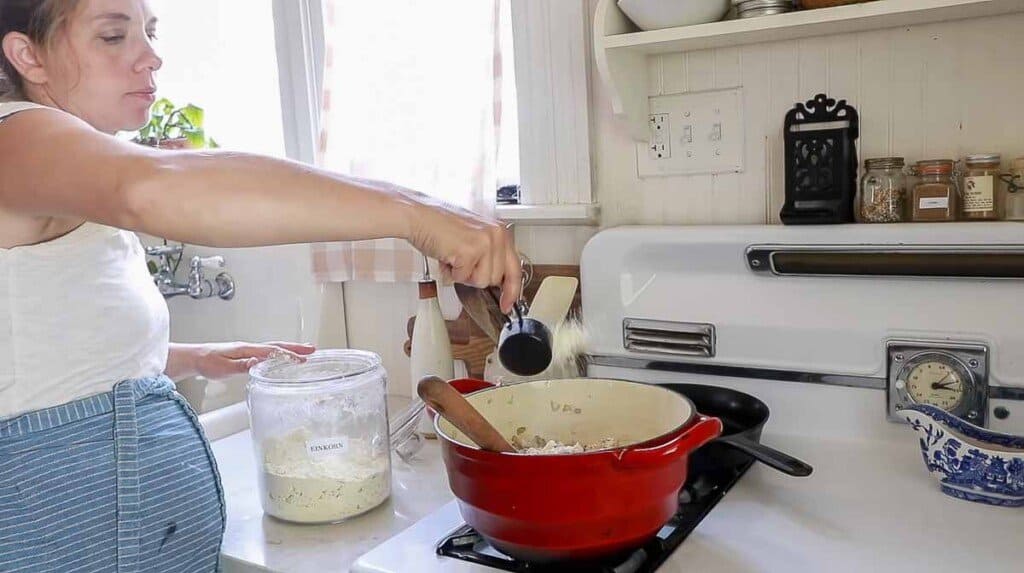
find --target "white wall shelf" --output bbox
[496,203,601,226]
[594,0,1024,141]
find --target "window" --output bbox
[151,0,594,221]
[312,0,508,216]
[502,0,595,221]
[274,0,595,223]
[150,0,286,158]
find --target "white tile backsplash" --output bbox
[162,243,324,345]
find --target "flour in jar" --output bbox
[259,428,390,523]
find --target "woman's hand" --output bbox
[166,342,316,381]
[406,199,522,313]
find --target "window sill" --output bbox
[496,204,600,226]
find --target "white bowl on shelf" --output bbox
[617,0,731,31]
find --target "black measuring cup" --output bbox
[487,288,552,377]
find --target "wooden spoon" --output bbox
[416,376,516,453]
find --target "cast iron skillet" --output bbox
[664,383,813,477]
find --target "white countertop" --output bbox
[210,430,455,573]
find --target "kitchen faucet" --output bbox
[145,243,236,300]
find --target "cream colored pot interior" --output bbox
[436,378,695,451]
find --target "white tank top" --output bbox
[0,101,170,418]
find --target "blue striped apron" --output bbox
[0,376,225,572]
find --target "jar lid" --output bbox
[965,153,1001,165]
[735,0,793,6]
[865,157,904,169]
[916,159,954,175]
[249,348,382,386]
[736,0,794,15]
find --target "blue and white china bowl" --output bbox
[899,404,1024,507]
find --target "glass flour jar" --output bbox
[247,349,391,524]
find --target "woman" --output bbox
[0,0,521,571]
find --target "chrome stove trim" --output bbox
[587,354,886,390]
[587,355,1024,400]
[745,244,1024,280]
[992,387,1024,401]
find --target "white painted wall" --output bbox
[342,282,419,396]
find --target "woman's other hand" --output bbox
[188,342,316,380]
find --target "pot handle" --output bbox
[616,415,723,470]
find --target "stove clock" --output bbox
[887,341,989,427]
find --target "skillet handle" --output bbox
[617,415,723,470]
[719,434,813,477]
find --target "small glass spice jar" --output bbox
[911,160,958,222]
[1003,157,1024,221]
[857,157,907,223]
[960,153,1003,221]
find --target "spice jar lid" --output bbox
[965,153,1001,166]
[736,0,794,16]
[865,157,904,169]
[915,159,954,175]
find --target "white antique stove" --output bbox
[352,224,1024,573]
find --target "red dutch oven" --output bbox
[434,378,722,564]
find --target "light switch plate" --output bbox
[636,88,744,177]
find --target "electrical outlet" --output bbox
[637,88,744,177]
[648,113,670,160]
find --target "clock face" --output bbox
[905,359,967,411]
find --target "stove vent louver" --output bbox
[623,319,716,358]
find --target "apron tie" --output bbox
[113,379,142,573]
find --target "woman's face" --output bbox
[38,0,161,134]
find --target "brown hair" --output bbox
[0,0,80,99]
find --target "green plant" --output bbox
[133,98,219,149]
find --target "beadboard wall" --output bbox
[595,9,1024,227]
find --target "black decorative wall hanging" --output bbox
[781,93,859,225]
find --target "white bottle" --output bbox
[409,265,453,437]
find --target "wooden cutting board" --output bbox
[404,265,581,380]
